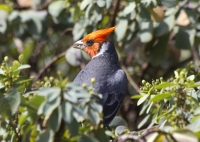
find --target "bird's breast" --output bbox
[73,57,119,92]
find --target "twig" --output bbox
[36,51,66,79]
[114,129,177,142]
[113,134,143,142]
[121,63,140,92]
[9,121,21,141]
[109,0,121,27]
[36,28,73,79]
[140,129,177,142]
[54,120,65,141]
[55,28,73,47]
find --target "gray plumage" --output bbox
[74,40,127,126]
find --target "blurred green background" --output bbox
[0,0,199,130]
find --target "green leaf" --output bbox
[38,88,61,102]
[154,15,175,37]
[19,10,31,22]
[78,135,98,142]
[80,0,91,10]
[186,118,200,132]
[153,133,165,142]
[155,82,175,89]
[187,75,195,81]
[88,108,100,125]
[93,127,109,142]
[138,114,150,129]
[160,0,178,8]
[0,10,7,34]
[115,18,128,41]
[131,94,143,99]
[96,0,106,7]
[36,129,54,142]
[175,27,196,49]
[30,126,37,142]
[149,33,169,66]
[8,10,20,22]
[66,83,90,99]
[0,69,4,74]
[138,6,151,22]
[73,106,87,119]
[194,107,200,115]
[172,129,198,142]
[165,7,178,16]
[65,47,82,66]
[32,0,49,8]
[0,83,4,89]
[73,22,86,41]
[18,114,28,127]
[48,106,62,132]
[85,3,93,19]
[109,116,127,129]
[139,101,149,115]
[0,4,9,12]
[14,64,31,71]
[115,126,127,136]
[185,9,197,25]
[67,117,79,137]
[0,95,12,118]
[146,102,153,113]
[29,95,45,108]
[20,10,47,40]
[137,94,149,106]
[66,82,84,90]
[6,89,21,115]
[90,101,102,113]
[62,101,73,123]
[11,60,21,73]
[37,97,61,115]
[63,91,77,103]
[48,1,65,18]
[22,39,34,64]
[123,2,136,16]
[150,93,171,102]
[106,0,112,9]
[139,21,153,43]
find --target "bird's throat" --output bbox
[83,43,101,58]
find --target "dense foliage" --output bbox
[0,0,200,141]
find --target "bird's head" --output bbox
[73,26,116,58]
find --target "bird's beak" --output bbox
[73,40,86,50]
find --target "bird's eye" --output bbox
[86,40,94,46]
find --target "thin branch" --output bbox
[55,28,73,47]
[109,0,121,27]
[121,63,140,93]
[113,134,143,142]
[54,120,65,142]
[36,51,66,79]
[36,28,73,79]
[114,129,178,142]
[9,121,21,141]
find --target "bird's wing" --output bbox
[103,69,127,126]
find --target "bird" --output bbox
[73,26,127,127]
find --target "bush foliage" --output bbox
[0,0,200,141]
